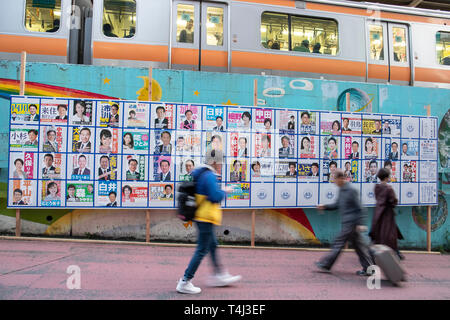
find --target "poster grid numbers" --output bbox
[7,96,439,209]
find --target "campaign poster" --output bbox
[177,104,200,130]
[10,152,36,180]
[40,153,64,180]
[40,126,66,153]
[71,127,93,153]
[400,140,419,160]
[10,126,39,151]
[123,154,147,181]
[228,108,251,131]
[39,99,69,123]
[254,133,272,158]
[299,111,317,135]
[176,157,196,182]
[98,101,121,127]
[9,180,36,206]
[299,136,318,159]
[383,138,401,161]
[229,132,250,158]
[250,159,274,181]
[298,160,319,180]
[69,99,94,126]
[401,161,417,183]
[420,184,437,204]
[175,131,201,155]
[420,118,437,139]
[10,97,40,123]
[362,136,380,159]
[321,160,340,183]
[226,183,250,201]
[122,130,149,154]
[95,154,120,181]
[121,182,148,207]
[152,129,174,155]
[277,133,296,159]
[420,140,437,160]
[152,103,174,129]
[96,181,120,207]
[383,159,400,183]
[277,110,297,133]
[40,180,63,207]
[275,161,297,181]
[65,182,94,206]
[149,183,174,206]
[381,116,401,136]
[68,153,93,180]
[204,105,225,131]
[362,116,382,135]
[342,160,359,182]
[341,114,362,135]
[152,155,173,182]
[320,113,341,135]
[228,159,248,182]
[419,161,437,182]
[96,128,120,154]
[401,117,420,139]
[205,132,225,164]
[343,136,361,160]
[125,102,149,128]
[253,108,273,132]
[322,136,339,160]
[363,159,380,183]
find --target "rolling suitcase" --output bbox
[370,244,406,285]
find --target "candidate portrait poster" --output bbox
[10,152,37,180]
[299,111,317,135]
[122,130,149,154]
[69,99,94,126]
[10,97,40,123]
[204,105,225,131]
[40,125,66,153]
[341,114,362,135]
[253,108,273,132]
[152,103,174,129]
[39,99,69,124]
[121,182,148,207]
[10,126,39,151]
[9,179,36,206]
[177,104,200,130]
[65,182,94,207]
[96,181,120,207]
[125,102,149,128]
[98,101,121,127]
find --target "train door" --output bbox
[171,1,228,72]
[367,21,411,85]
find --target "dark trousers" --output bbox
[319,223,373,271]
[183,221,222,280]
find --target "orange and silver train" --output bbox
[0,0,449,88]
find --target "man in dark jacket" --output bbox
[315,169,373,275]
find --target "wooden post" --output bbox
[16,209,21,237]
[251,210,255,247]
[145,210,150,243]
[253,79,258,106]
[148,67,153,101]
[425,105,431,252]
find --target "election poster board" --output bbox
[7,96,439,208]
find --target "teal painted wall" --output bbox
[0,60,448,250]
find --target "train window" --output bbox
[24,0,61,33]
[177,4,195,43]
[369,25,384,61]
[436,31,450,66]
[392,27,407,63]
[291,16,338,55]
[261,12,289,51]
[102,0,136,39]
[206,7,224,46]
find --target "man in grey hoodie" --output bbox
[315,169,373,275]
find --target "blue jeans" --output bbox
[183,221,222,280]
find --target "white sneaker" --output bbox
[176,278,202,294]
[207,272,242,287]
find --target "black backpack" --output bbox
[176,167,209,222]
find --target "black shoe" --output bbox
[397,252,405,260]
[356,270,370,276]
[315,262,330,273]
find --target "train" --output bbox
[0,0,449,88]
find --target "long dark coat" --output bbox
[369,183,404,251]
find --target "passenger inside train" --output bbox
[179,19,194,43]
[46,19,60,33]
[103,23,118,38]
[294,40,311,52]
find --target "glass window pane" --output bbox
[206,7,223,46]
[291,16,338,55]
[102,0,136,39]
[261,12,289,51]
[177,4,194,43]
[25,0,61,33]
[436,31,450,66]
[369,24,384,61]
[392,27,407,63]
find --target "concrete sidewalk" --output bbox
[0,237,449,300]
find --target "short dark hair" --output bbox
[100,129,112,139]
[216,116,223,121]
[14,158,24,166]
[129,110,136,115]
[160,160,170,167]
[251,161,260,170]
[185,110,193,115]
[242,111,251,120]
[80,127,91,135]
[377,168,390,181]
[68,184,76,190]
[78,155,87,160]
[44,153,54,160]
[156,106,165,113]
[161,131,171,139]
[100,155,109,161]
[109,191,117,197]
[392,142,398,147]
[329,161,337,168]
[312,162,319,168]
[352,141,359,146]
[57,104,67,110]
[28,129,38,135]
[164,184,173,190]
[46,129,56,136]
[301,112,309,118]
[29,104,37,110]
[13,188,23,195]
[128,159,138,165]
[370,160,378,167]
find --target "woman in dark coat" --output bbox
[369,168,405,260]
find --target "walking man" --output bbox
[315,169,373,275]
[176,150,242,294]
